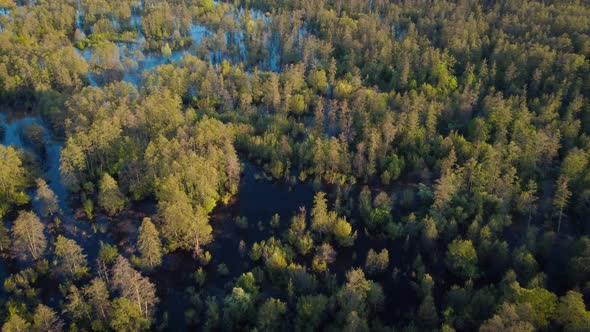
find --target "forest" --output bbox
[1,0,590,330]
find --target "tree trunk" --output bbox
[557,208,563,234]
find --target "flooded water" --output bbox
[0,110,69,213]
[72,0,285,88]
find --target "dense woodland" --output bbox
[1,0,590,330]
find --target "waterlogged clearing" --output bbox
[75,1,281,88]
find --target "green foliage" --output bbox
[270,213,280,229]
[111,297,150,332]
[480,303,534,332]
[257,298,287,331]
[333,216,356,247]
[195,267,207,287]
[98,241,118,266]
[446,239,479,279]
[11,211,46,262]
[217,263,229,276]
[2,312,30,332]
[34,178,58,217]
[161,43,172,57]
[2,0,590,330]
[237,272,259,296]
[514,284,558,329]
[311,192,332,236]
[32,304,64,332]
[223,287,254,330]
[554,291,590,331]
[0,220,10,253]
[83,198,94,220]
[137,217,163,270]
[98,173,126,216]
[0,146,30,218]
[295,294,328,331]
[365,248,389,275]
[54,235,88,280]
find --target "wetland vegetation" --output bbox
[1,0,590,330]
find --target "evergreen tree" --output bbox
[137,217,163,270]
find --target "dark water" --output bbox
[150,164,316,330]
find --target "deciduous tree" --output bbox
[11,211,46,262]
[54,235,88,279]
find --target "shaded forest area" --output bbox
[1,0,590,330]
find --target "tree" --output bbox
[343,310,369,332]
[98,173,126,216]
[446,239,479,279]
[11,211,47,262]
[60,138,86,189]
[34,178,58,217]
[553,176,571,233]
[84,278,112,329]
[0,145,29,218]
[554,291,590,331]
[333,216,356,247]
[311,192,332,236]
[54,235,88,279]
[257,298,287,331]
[32,304,64,332]
[111,256,158,321]
[64,285,91,323]
[433,149,459,211]
[514,285,557,329]
[417,294,439,330]
[234,272,257,295]
[421,216,438,249]
[223,287,254,330]
[1,312,30,332]
[160,186,212,254]
[516,180,538,229]
[161,43,172,57]
[295,295,328,332]
[338,268,373,316]
[137,217,162,270]
[312,243,336,273]
[365,248,389,275]
[286,207,313,255]
[480,303,534,332]
[0,220,10,252]
[97,241,118,283]
[205,296,219,331]
[111,297,150,332]
[0,0,15,9]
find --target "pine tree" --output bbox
[311,192,332,236]
[554,176,571,234]
[98,173,126,216]
[137,217,162,270]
